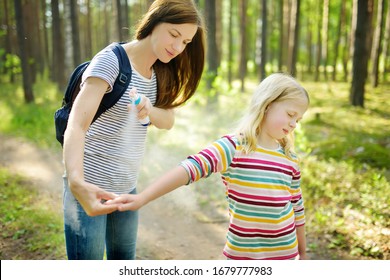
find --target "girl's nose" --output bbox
[289,120,297,128]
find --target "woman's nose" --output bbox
[173,41,184,53]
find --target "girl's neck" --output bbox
[256,133,279,150]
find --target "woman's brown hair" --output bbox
[135,0,206,109]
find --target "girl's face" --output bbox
[150,22,197,63]
[259,97,308,148]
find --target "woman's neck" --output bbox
[124,40,157,78]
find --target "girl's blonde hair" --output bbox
[235,73,309,158]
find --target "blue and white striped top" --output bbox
[80,43,157,194]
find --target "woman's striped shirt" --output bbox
[80,43,157,194]
[180,134,305,260]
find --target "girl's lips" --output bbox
[283,129,289,135]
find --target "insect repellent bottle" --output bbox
[129,88,150,126]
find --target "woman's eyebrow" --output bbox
[171,28,193,43]
[171,28,181,36]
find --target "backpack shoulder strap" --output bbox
[93,43,132,122]
[63,61,90,106]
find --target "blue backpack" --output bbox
[54,43,132,146]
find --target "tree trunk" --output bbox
[116,0,129,41]
[70,0,81,67]
[342,9,351,82]
[350,0,371,107]
[3,0,15,81]
[205,0,218,91]
[287,0,300,77]
[23,1,38,84]
[239,0,248,92]
[63,1,73,78]
[332,0,346,81]
[306,7,313,75]
[382,1,390,81]
[349,0,358,80]
[315,0,323,81]
[227,0,233,88]
[14,0,34,103]
[278,0,284,71]
[41,0,50,73]
[370,0,385,87]
[85,0,93,59]
[283,0,291,72]
[260,0,267,80]
[321,0,329,80]
[51,0,66,89]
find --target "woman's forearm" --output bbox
[149,107,175,130]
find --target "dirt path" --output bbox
[0,135,228,260]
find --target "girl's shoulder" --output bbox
[220,134,240,148]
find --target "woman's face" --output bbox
[150,22,197,63]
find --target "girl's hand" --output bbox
[105,193,146,211]
[298,253,309,260]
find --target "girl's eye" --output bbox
[170,32,178,38]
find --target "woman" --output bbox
[62,0,206,260]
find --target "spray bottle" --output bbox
[129,88,151,126]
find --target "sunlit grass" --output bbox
[0,168,66,259]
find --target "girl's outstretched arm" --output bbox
[108,165,189,211]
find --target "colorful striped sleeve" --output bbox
[290,167,305,226]
[180,135,237,184]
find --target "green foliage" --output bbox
[299,81,390,259]
[0,78,62,149]
[0,168,66,259]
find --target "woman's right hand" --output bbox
[69,181,120,216]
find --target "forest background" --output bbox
[0,0,389,260]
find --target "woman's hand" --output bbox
[127,88,152,121]
[69,180,120,216]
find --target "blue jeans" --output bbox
[63,177,138,260]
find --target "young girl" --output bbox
[109,73,310,260]
[62,0,206,260]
